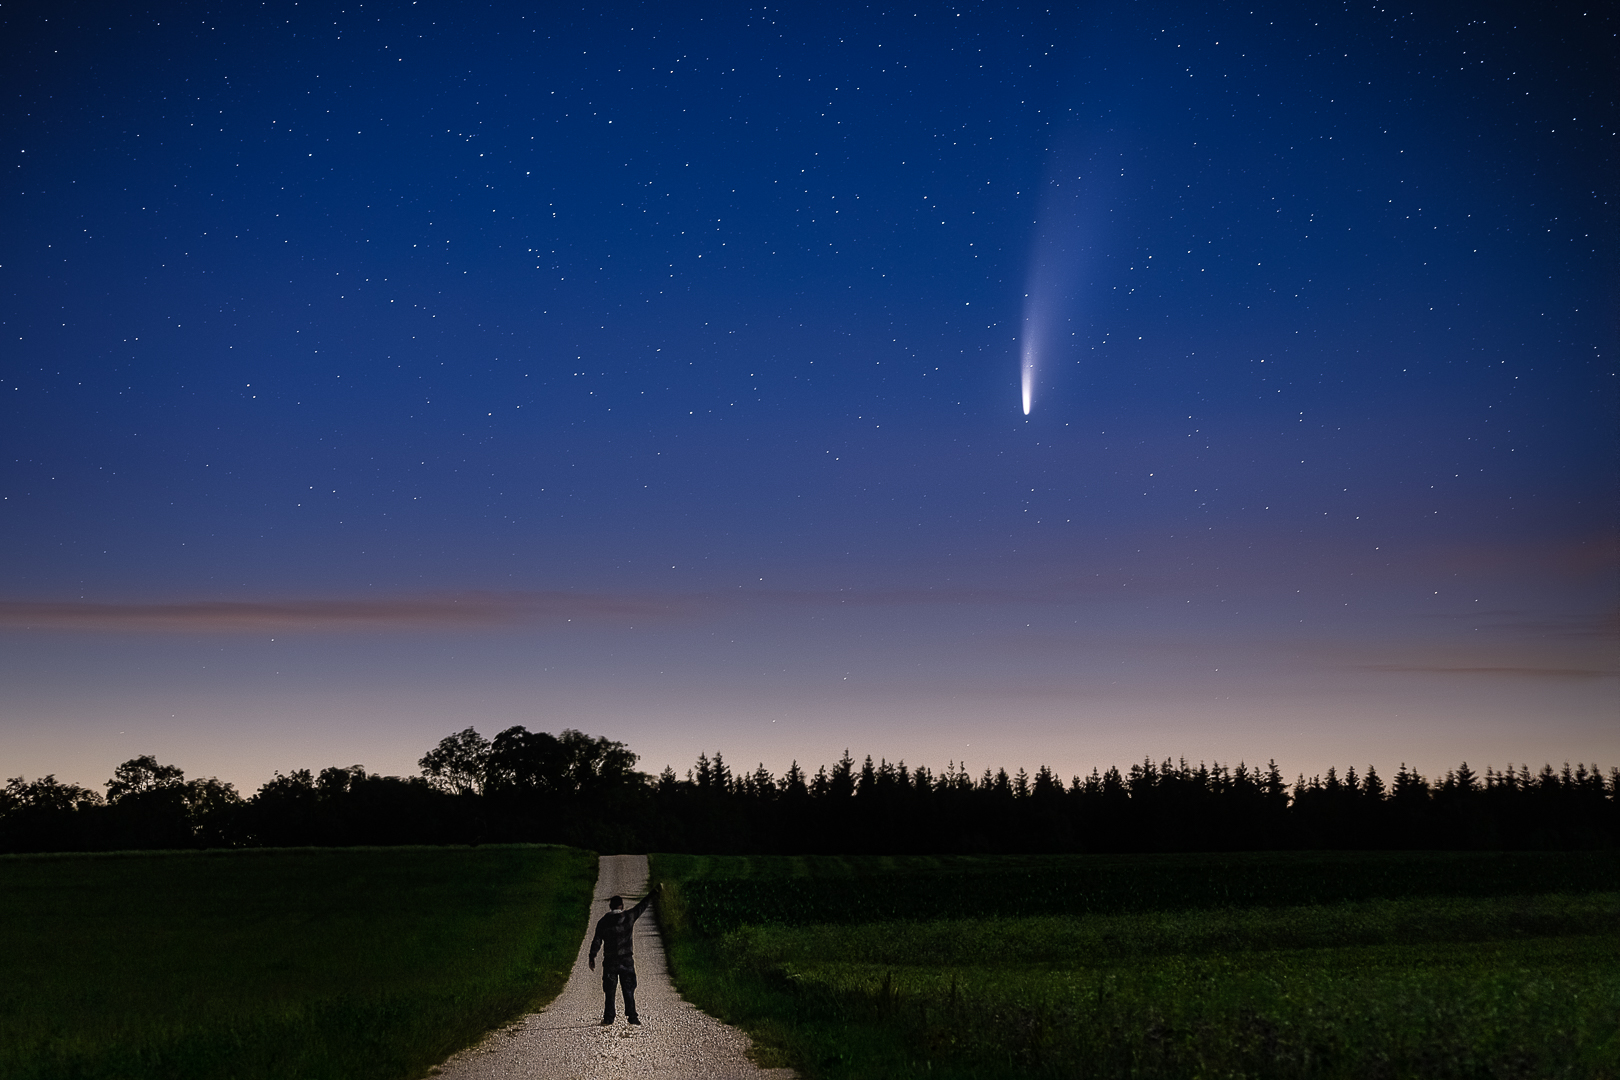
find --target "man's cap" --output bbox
[608,895,624,908]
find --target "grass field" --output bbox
[0,844,597,1080]
[651,851,1620,1079]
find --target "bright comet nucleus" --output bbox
[1019,292,1047,415]
[1021,345,1035,415]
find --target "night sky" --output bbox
[3,1,1615,793]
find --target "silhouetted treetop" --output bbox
[2,736,1615,855]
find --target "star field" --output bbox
[1,0,1614,789]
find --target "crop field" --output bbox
[0,845,597,1080]
[651,851,1620,1079]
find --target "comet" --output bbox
[1018,216,1072,417]
[1020,317,1038,415]
[1017,157,1107,415]
[1020,256,1069,415]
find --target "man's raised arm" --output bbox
[628,883,660,919]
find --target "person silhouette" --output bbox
[587,885,659,1025]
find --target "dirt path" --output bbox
[432,854,794,1080]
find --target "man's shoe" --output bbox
[627,1016,641,1026]
[600,1019,614,1026]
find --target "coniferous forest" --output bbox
[3,725,1616,854]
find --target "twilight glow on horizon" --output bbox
[1,1,1615,796]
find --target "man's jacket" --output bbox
[589,893,655,974]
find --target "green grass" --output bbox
[659,850,1620,932]
[0,844,597,1080]
[651,852,1620,1079]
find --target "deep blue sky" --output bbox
[2,1,1615,791]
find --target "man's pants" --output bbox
[602,969,638,1022]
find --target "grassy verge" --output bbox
[0,844,597,1080]
[651,852,1620,1079]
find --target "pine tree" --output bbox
[1363,764,1385,801]
[1034,765,1059,797]
[751,763,776,798]
[857,755,877,794]
[782,760,807,796]
[1453,761,1478,794]
[830,751,855,798]
[1264,760,1287,803]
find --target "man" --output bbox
[587,884,659,1025]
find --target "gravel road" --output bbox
[432,854,795,1080]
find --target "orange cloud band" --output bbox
[1359,664,1617,679]
[0,593,679,633]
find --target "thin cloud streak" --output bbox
[0,593,682,633]
[1358,664,1618,679]
[0,580,1266,635]
[4,581,1614,643]
[1419,609,1620,640]
[0,586,1065,633]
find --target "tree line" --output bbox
[3,725,1616,854]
